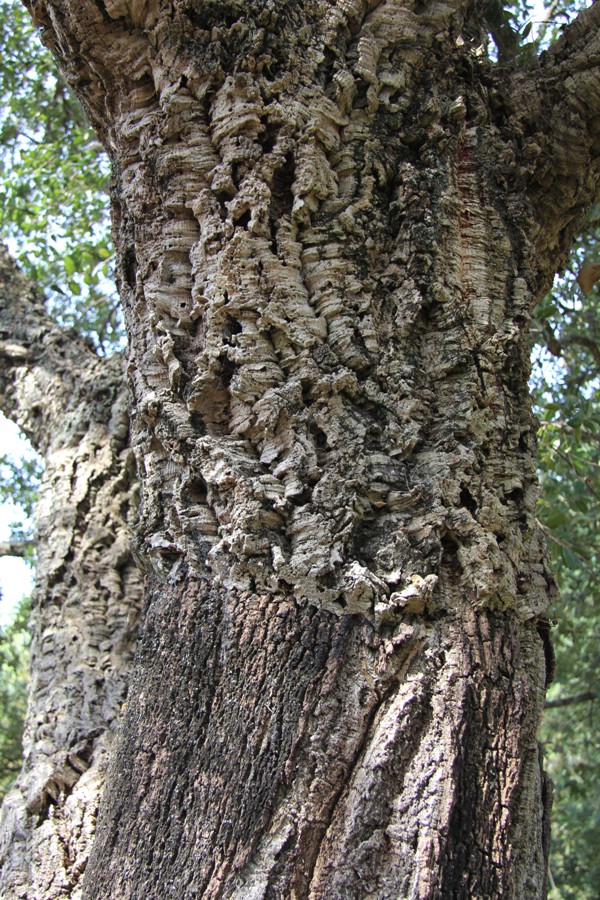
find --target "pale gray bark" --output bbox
[0,249,142,898]
[8,0,600,897]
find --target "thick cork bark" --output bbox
[3,0,600,896]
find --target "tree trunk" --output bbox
[12,0,600,896]
[0,250,142,898]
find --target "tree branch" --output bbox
[538,419,600,446]
[0,540,34,559]
[0,246,104,453]
[542,321,600,369]
[546,690,596,709]
[536,518,589,559]
[507,2,600,280]
[0,253,140,895]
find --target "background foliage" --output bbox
[0,0,598,895]
[533,222,600,898]
[0,0,118,352]
[0,450,43,549]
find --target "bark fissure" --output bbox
[304,640,429,897]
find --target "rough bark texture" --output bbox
[8,0,600,897]
[86,579,549,899]
[0,250,142,898]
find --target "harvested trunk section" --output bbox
[85,578,549,899]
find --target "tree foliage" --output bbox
[0,0,118,351]
[532,216,600,898]
[0,447,43,549]
[0,0,598,894]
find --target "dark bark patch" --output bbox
[269,151,295,251]
[459,485,478,514]
[185,476,208,504]
[536,617,556,688]
[123,246,137,290]
[234,208,252,229]
[83,581,346,897]
[270,152,295,220]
